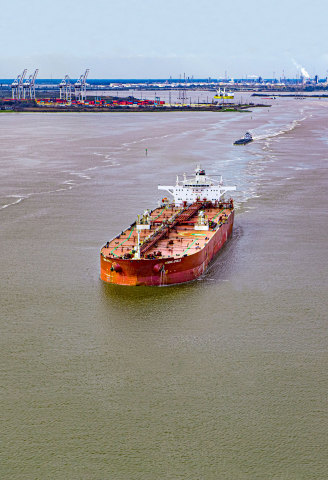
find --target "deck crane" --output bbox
[11,69,27,99]
[23,69,39,99]
[74,69,89,101]
[59,75,72,102]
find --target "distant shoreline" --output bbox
[252,93,328,98]
[0,104,269,113]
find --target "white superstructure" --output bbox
[214,87,234,100]
[158,166,236,206]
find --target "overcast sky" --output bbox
[0,0,326,79]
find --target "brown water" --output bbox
[1,101,328,479]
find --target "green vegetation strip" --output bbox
[110,226,135,257]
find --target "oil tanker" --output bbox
[100,167,236,286]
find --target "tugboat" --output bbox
[233,132,253,145]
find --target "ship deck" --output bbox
[101,203,232,260]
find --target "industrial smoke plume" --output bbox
[292,58,310,78]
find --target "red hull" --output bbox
[100,211,234,286]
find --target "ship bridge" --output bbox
[158,166,236,206]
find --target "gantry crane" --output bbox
[18,69,27,99]
[59,75,72,102]
[74,69,89,101]
[23,69,39,99]
[11,75,20,99]
[11,69,27,99]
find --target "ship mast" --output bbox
[135,229,141,259]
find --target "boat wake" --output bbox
[252,117,305,141]
[1,186,70,211]
[0,195,26,210]
[0,149,124,212]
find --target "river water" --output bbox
[1,99,327,479]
